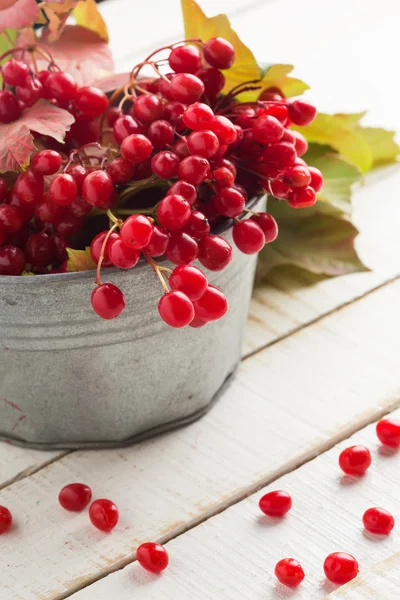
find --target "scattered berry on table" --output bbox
[259,490,292,517]
[362,507,395,535]
[376,418,400,447]
[0,506,12,534]
[136,542,169,573]
[323,552,359,584]
[274,558,305,586]
[58,483,92,512]
[338,445,371,475]
[89,499,119,532]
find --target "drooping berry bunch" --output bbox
[0,37,323,328]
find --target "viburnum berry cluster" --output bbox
[0,37,323,328]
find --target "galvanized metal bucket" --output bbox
[0,196,265,449]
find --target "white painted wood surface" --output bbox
[2,280,400,599]
[68,409,400,599]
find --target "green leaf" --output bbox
[0,30,17,86]
[67,247,96,272]
[355,126,400,167]
[256,198,369,278]
[259,64,309,98]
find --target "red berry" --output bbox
[0,90,21,123]
[258,87,284,102]
[284,165,311,187]
[187,129,220,158]
[195,67,225,99]
[151,151,180,179]
[169,44,201,74]
[136,542,169,573]
[0,245,25,275]
[75,86,108,118]
[0,506,12,534]
[142,225,169,257]
[210,116,238,145]
[14,169,44,205]
[323,553,359,584]
[6,225,30,250]
[157,194,191,231]
[198,235,232,271]
[193,285,228,321]
[169,264,207,300]
[121,214,154,249]
[288,186,317,208]
[263,141,297,170]
[35,199,65,224]
[49,174,77,206]
[16,77,43,106]
[178,155,210,185]
[204,37,235,69]
[363,507,395,535]
[53,233,68,262]
[90,231,119,266]
[89,498,119,531]
[288,100,317,126]
[31,150,62,175]
[266,179,291,199]
[308,166,324,193]
[133,158,152,180]
[170,73,205,104]
[259,490,292,517]
[106,156,135,184]
[339,445,371,475]
[147,119,174,149]
[172,138,190,159]
[133,94,163,122]
[376,418,400,447]
[157,73,174,100]
[252,115,284,144]
[158,290,195,328]
[55,214,84,237]
[91,284,125,320]
[214,187,245,218]
[0,178,6,203]
[259,102,288,125]
[183,102,214,131]
[165,232,199,265]
[25,232,55,267]
[121,134,153,163]
[167,180,197,206]
[2,59,29,86]
[233,220,265,254]
[70,114,100,145]
[289,130,308,156]
[251,213,278,243]
[82,170,113,208]
[163,101,186,124]
[58,483,92,512]
[107,106,121,126]
[109,237,141,269]
[65,164,87,192]
[275,558,305,587]
[213,167,234,190]
[113,115,143,144]
[0,205,24,232]
[189,316,208,328]
[45,71,77,101]
[183,210,210,239]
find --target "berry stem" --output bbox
[95,221,121,285]
[117,208,154,216]
[144,254,170,293]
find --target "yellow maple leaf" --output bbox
[73,0,108,43]
[66,247,96,272]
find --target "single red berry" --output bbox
[167,180,197,206]
[158,290,195,328]
[251,213,278,243]
[58,483,92,512]
[109,237,141,269]
[204,37,235,69]
[376,418,400,447]
[193,285,228,321]
[70,114,100,145]
[142,225,169,257]
[233,220,265,254]
[136,542,169,573]
[157,73,174,100]
[106,157,135,184]
[107,106,121,127]
[35,199,65,224]
[259,490,292,517]
[183,102,214,131]
[14,169,44,204]
[0,205,24,232]
[308,166,324,193]
[75,86,108,118]
[195,67,225,99]
[121,134,153,163]
[82,170,114,208]
[283,165,311,188]
[288,100,317,126]
[66,164,87,192]
[133,94,164,122]
[25,232,55,267]
[53,233,68,263]
[213,166,235,190]
[288,186,317,208]
[275,558,305,586]
[170,73,205,104]
[258,87,284,102]
[147,119,175,149]
[45,71,77,101]
[49,174,77,206]
[187,129,220,158]
[157,194,191,231]
[90,231,119,266]
[323,553,359,584]
[151,151,180,179]
[172,137,190,159]
[91,284,125,320]
[169,264,207,300]
[289,130,308,156]
[339,445,371,475]
[163,101,186,125]
[0,245,25,275]
[267,179,291,199]
[263,141,297,170]
[89,498,119,531]
[169,44,201,74]
[178,155,210,185]
[213,187,245,218]
[0,90,21,123]
[215,157,237,178]
[252,115,284,145]
[198,235,232,271]
[121,214,154,249]
[31,150,62,176]
[183,210,210,239]
[16,77,43,107]
[55,214,84,238]
[0,506,12,534]
[113,115,143,144]
[165,232,199,265]
[2,59,29,86]
[363,507,395,535]
[258,102,288,125]
[210,116,238,145]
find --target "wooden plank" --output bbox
[69,409,400,600]
[2,280,400,599]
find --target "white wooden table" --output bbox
[1,1,400,598]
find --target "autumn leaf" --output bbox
[73,0,108,42]
[67,247,96,272]
[355,127,400,167]
[0,100,74,172]
[0,0,42,33]
[40,0,80,41]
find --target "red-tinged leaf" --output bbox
[92,72,130,94]
[0,0,42,33]
[0,122,35,172]
[66,247,96,272]
[19,99,75,143]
